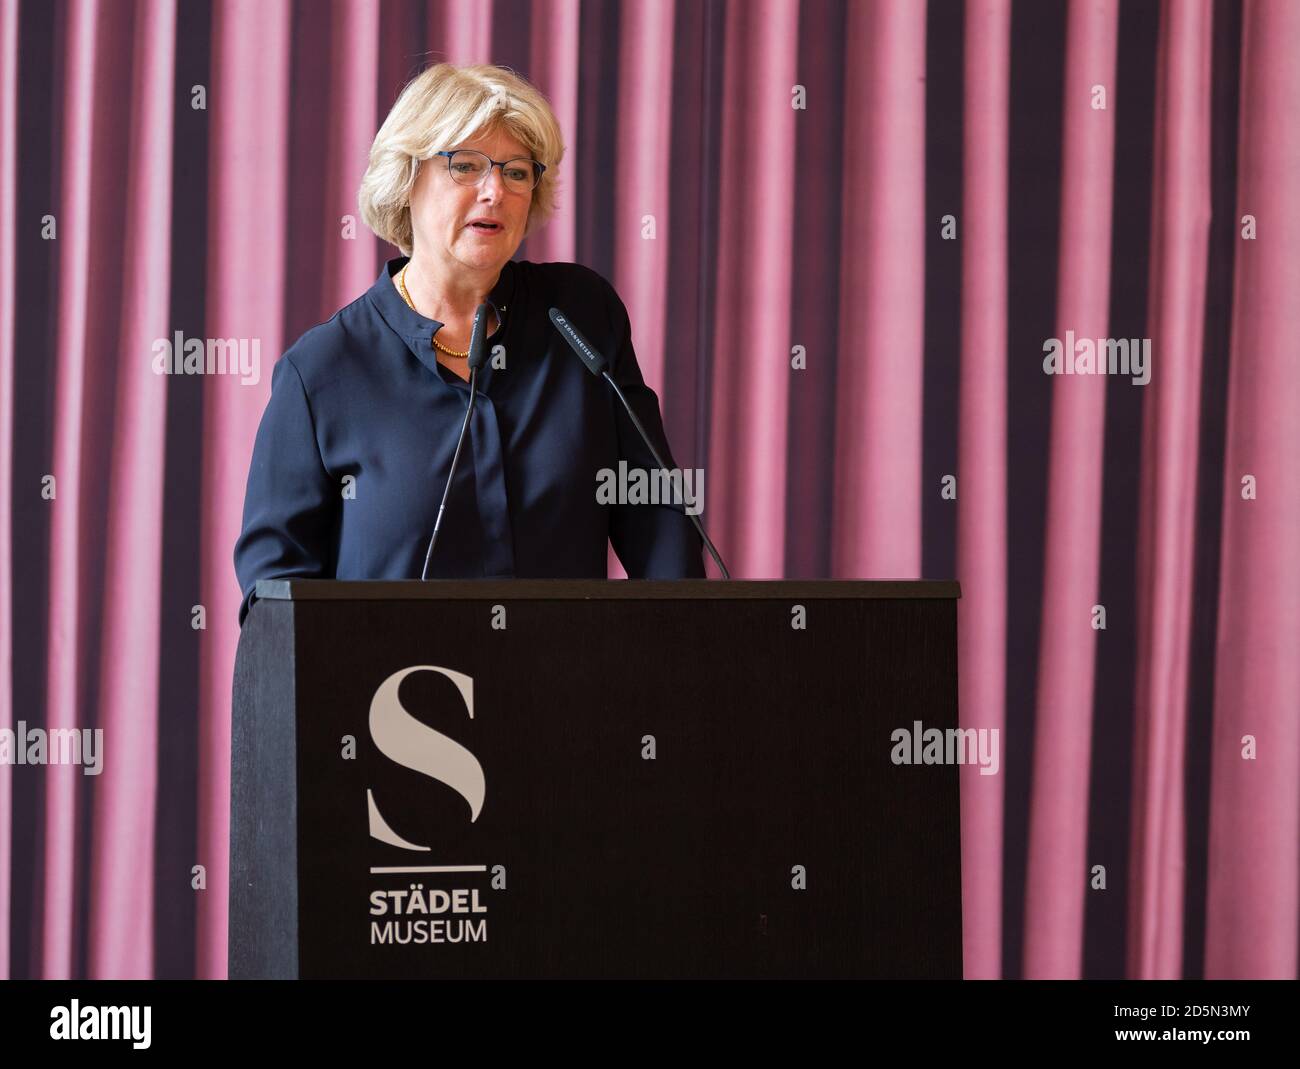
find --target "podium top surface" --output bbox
[254,578,961,602]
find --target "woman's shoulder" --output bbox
[275,292,375,383]
[515,259,620,306]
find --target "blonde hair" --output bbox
[358,63,566,255]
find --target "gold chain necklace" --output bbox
[397,263,470,358]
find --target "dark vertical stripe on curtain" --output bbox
[153,0,211,981]
[921,0,963,586]
[376,1,428,265]
[575,0,621,279]
[0,0,14,983]
[1182,0,1240,982]
[490,0,533,78]
[379,0,429,120]
[692,0,724,491]
[662,0,724,472]
[1083,0,1159,980]
[1205,0,1300,976]
[285,1,331,341]
[9,0,58,982]
[784,0,846,580]
[73,0,139,983]
[43,0,113,978]
[1002,0,1066,982]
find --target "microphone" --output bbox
[466,300,490,372]
[548,306,731,579]
[421,303,491,581]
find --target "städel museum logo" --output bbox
[364,665,491,948]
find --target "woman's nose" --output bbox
[479,167,506,200]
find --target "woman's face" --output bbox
[409,126,534,278]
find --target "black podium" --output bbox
[230,579,962,979]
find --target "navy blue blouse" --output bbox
[233,256,704,625]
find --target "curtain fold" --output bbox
[957,0,1010,982]
[607,0,675,582]
[0,0,18,983]
[525,0,579,265]
[322,0,381,317]
[831,0,926,580]
[1023,0,1119,981]
[86,0,176,980]
[705,0,799,578]
[613,0,674,395]
[1205,0,1300,981]
[1127,0,1211,981]
[198,0,292,979]
[41,0,102,980]
[434,0,493,63]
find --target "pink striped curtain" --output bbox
[0,0,1295,980]
[1204,0,1300,979]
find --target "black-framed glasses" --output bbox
[433,149,546,193]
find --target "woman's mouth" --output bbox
[467,221,504,235]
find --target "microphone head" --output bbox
[467,302,491,371]
[549,307,608,376]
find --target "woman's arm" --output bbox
[599,279,707,578]
[233,354,340,625]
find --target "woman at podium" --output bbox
[234,63,704,625]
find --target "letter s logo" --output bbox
[367,665,485,852]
